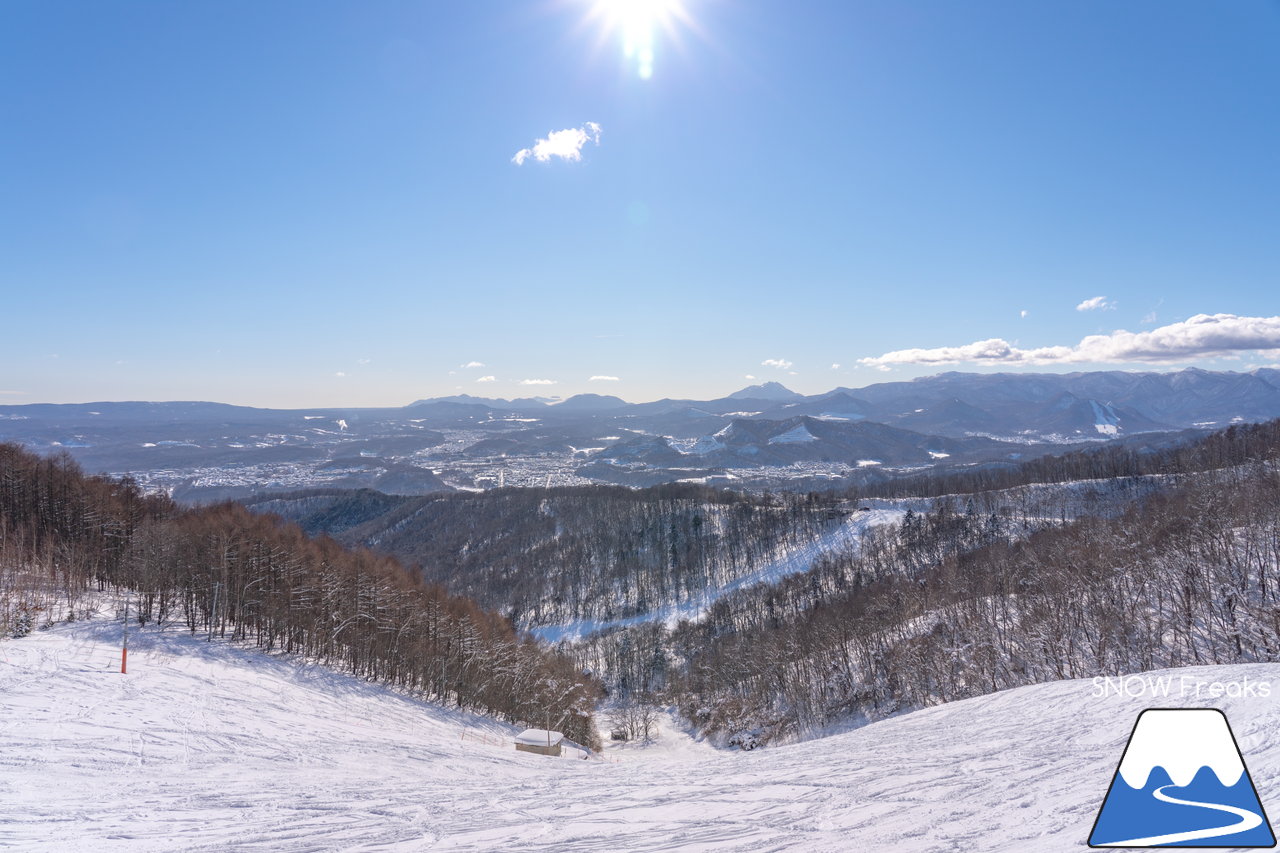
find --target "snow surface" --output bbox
[767,425,817,445]
[1090,400,1120,436]
[5,617,1280,851]
[515,729,564,746]
[7,618,1280,851]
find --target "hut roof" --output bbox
[515,729,563,746]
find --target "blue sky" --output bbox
[3,0,1278,407]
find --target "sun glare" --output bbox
[588,0,689,79]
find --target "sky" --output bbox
[2,0,1278,408]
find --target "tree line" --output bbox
[849,420,1280,499]
[0,443,601,747]
[250,483,835,628]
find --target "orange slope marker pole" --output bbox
[121,594,129,675]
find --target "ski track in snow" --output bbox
[4,618,1280,852]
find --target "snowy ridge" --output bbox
[1117,709,1245,789]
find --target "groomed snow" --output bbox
[4,616,1280,851]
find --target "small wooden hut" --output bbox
[514,728,564,757]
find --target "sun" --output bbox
[586,0,691,79]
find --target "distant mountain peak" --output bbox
[407,394,553,409]
[552,393,629,411]
[727,381,803,401]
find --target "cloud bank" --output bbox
[589,375,620,382]
[761,358,793,370]
[519,378,557,385]
[512,122,601,165]
[859,314,1280,368]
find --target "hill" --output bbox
[4,613,1279,851]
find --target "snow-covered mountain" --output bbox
[5,614,1280,851]
[6,367,1280,500]
[725,381,806,402]
[594,415,1008,468]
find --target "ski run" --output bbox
[4,613,1280,851]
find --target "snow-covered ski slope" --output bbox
[4,617,1280,852]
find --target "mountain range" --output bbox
[3,368,1279,500]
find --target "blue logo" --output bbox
[1089,708,1275,847]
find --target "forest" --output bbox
[0,444,601,747]
[249,484,835,626]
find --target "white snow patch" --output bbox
[1089,400,1120,435]
[768,424,817,444]
[671,435,726,455]
[514,728,563,746]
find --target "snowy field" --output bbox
[4,617,1280,852]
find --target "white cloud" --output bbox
[1076,296,1115,312]
[589,375,620,382]
[476,375,496,383]
[830,363,841,370]
[859,314,1280,368]
[744,374,756,380]
[1142,311,1158,324]
[358,357,372,365]
[519,378,557,385]
[334,371,346,377]
[761,358,793,370]
[462,361,485,369]
[512,122,601,166]
[1020,310,1029,319]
